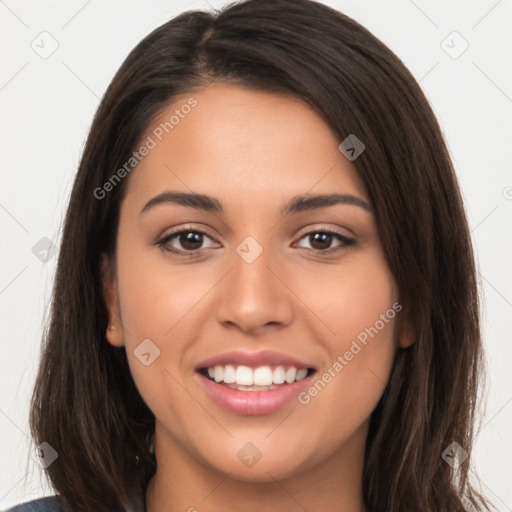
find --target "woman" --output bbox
[5,0,492,510]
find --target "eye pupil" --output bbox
[310,232,332,250]
[180,232,203,250]
[162,229,349,256]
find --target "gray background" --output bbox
[1,0,511,509]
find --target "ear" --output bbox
[396,304,416,349]
[100,253,125,347]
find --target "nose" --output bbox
[214,241,294,335]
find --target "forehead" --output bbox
[123,84,369,212]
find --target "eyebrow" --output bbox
[140,191,372,216]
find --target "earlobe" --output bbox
[100,254,125,347]
[397,307,416,349]
[398,334,416,349]
[105,323,124,347]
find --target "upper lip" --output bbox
[195,350,316,371]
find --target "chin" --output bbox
[194,437,316,482]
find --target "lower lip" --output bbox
[196,372,314,415]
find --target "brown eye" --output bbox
[158,229,218,255]
[157,227,355,257]
[308,232,333,250]
[296,230,355,253]
[178,231,203,251]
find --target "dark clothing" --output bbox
[2,496,144,512]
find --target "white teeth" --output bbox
[235,365,253,385]
[253,366,273,386]
[285,367,297,384]
[214,365,224,383]
[272,366,286,384]
[204,364,311,386]
[295,368,308,382]
[223,364,236,384]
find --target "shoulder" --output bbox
[2,496,145,512]
[2,496,62,512]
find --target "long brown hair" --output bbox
[29,0,491,510]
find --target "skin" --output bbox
[103,84,414,512]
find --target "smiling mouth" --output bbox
[197,365,317,391]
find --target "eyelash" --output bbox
[155,225,356,258]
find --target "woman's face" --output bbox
[104,84,409,481]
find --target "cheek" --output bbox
[113,237,223,416]
[293,246,398,345]
[331,265,398,353]
[115,238,214,343]
[294,319,397,452]
[293,251,399,429]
